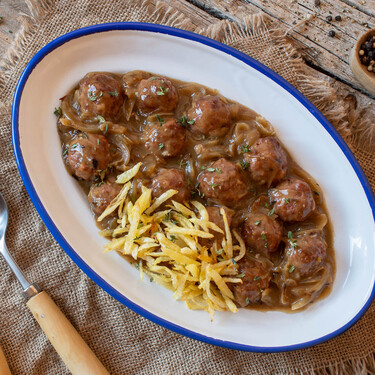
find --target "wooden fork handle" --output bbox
[0,344,11,375]
[27,291,109,375]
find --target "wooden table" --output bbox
[1,0,374,103]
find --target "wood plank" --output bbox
[186,0,375,97]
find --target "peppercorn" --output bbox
[314,0,321,6]
[326,15,333,21]
[358,34,375,72]
[335,15,342,21]
[328,30,336,37]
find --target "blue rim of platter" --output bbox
[11,22,375,353]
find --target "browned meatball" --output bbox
[88,182,121,216]
[285,233,327,277]
[137,77,178,114]
[68,133,111,181]
[152,169,189,203]
[244,136,288,186]
[79,73,124,120]
[187,96,231,137]
[242,213,282,253]
[206,206,234,231]
[269,177,316,222]
[198,158,248,206]
[231,257,271,307]
[205,206,234,244]
[145,119,186,158]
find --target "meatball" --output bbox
[88,182,121,216]
[285,233,327,276]
[205,206,234,244]
[244,136,288,186]
[187,96,231,137]
[269,177,316,222]
[137,77,178,114]
[206,206,234,231]
[68,133,111,181]
[79,73,124,120]
[231,257,271,307]
[145,119,186,158]
[198,158,248,206]
[242,213,282,253]
[151,169,190,203]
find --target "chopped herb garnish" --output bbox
[268,207,275,216]
[288,231,293,239]
[156,115,165,125]
[54,107,62,117]
[158,143,164,150]
[89,91,102,101]
[134,262,140,270]
[70,143,78,149]
[187,119,195,125]
[237,273,245,278]
[245,297,250,306]
[170,235,177,242]
[190,190,196,197]
[179,160,188,167]
[240,161,249,170]
[62,148,68,156]
[289,265,295,273]
[209,183,218,189]
[150,77,159,81]
[313,190,320,196]
[104,123,109,134]
[260,288,264,293]
[284,198,290,204]
[202,135,206,140]
[164,212,172,221]
[216,168,222,173]
[253,276,261,281]
[177,116,187,127]
[108,90,118,97]
[206,167,216,172]
[216,248,223,255]
[149,277,154,282]
[80,132,88,139]
[200,165,207,170]
[232,258,237,266]
[264,203,270,208]
[254,220,261,226]
[261,233,267,241]
[240,144,250,153]
[156,86,169,96]
[97,115,106,123]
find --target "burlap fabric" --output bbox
[1,1,375,374]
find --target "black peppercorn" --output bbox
[328,30,335,37]
[326,15,333,21]
[335,15,342,21]
[314,0,321,6]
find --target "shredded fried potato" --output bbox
[100,163,245,320]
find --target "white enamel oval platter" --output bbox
[12,23,375,352]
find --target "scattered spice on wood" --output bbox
[328,30,336,37]
[335,15,342,21]
[314,0,320,6]
[326,15,333,22]
[359,35,375,73]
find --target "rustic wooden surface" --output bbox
[1,0,374,101]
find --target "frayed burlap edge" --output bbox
[1,1,375,375]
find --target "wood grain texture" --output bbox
[27,292,109,375]
[185,0,375,95]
